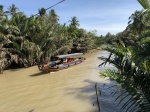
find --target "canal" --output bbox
[0,50,120,112]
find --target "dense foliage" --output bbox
[0,4,101,71]
[99,0,150,111]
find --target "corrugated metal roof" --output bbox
[56,53,83,59]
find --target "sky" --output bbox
[1,0,143,36]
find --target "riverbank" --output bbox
[0,50,120,112]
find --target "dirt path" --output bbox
[0,50,120,112]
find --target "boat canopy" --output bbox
[56,53,83,59]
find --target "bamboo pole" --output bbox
[95,83,101,112]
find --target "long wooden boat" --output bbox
[38,53,85,73]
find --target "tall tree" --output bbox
[38,8,46,16]
[48,9,59,28]
[69,16,79,27]
[0,5,3,20]
[127,10,146,35]
[7,4,19,17]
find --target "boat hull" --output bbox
[38,59,84,73]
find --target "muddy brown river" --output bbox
[0,50,120,112]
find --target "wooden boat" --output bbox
[38,53,85,73]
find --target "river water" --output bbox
[0,50,121,112]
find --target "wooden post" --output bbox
[95,83,101,112]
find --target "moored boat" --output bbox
[38,53,85,73]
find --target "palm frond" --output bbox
[99,69,150,112]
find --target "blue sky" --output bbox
[1,0,143,36]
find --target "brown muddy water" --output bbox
[0,50,120,112]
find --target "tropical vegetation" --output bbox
[99,0,150,111]
[0,4,101,72]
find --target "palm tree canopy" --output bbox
[38,8,46,16]
[7,4,19,17]
[69,16,80,27]
[138,0,150,9]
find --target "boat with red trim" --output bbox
[38,53,85,73]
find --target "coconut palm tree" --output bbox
[0,4,99,70]
[98,1,150,110]
[48,9,59,28]
[138,0,150,10]
[69,16,79,28]
[99,41,150,111]
[127,10,146,35]
[0,5,7,19]
[39,8,46,16]
[7,4,19,17]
